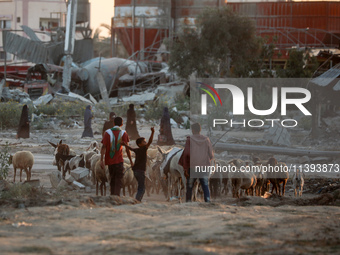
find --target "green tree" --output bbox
[245,36,277,78]
[277,49,319,78]
[168,7,261,78]
[93,26,112,58]
[93,23,129,59]
[0,142,11,180]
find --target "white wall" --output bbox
[0,0,66,63]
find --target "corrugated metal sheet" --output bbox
[333,80,340,91]
[77,0,90,24]
[4,31,50,63]
[311,63,340,88]
[74,39,94,63]
[3,31,93,64]
[21,25,41,42]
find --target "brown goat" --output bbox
[266,157,289,196]
[230,171,257,198]
[49,140,70,178]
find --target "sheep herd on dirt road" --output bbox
[8,140,305,200]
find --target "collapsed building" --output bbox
[1,0,340,102]
[0,0,175,102]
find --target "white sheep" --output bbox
[293,169,304,197]
[121,163,136,197]
[84,150,97,169]
[87,141,100,153]
[64,154,85,175]
[94,160,108,196]
[9,151,34,182]
[230,171,257,198]
[69,154,85,170]
[90,154,101,184]
[148,148,159,161]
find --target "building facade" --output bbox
[0,0,67,64]
[112,0,340,62]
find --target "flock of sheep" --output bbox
[48,140,163,197]
[8,141,305,200]
[212,157,305,199]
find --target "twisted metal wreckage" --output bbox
[0,24,168,102]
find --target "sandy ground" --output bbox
[0,121,340,255]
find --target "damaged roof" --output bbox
[3,30,93,64]
[311,63,340,90]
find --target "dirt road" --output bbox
[0,126,339,254]
[0,197,339,254]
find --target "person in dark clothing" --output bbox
[101,117,134,196]
[17,104,30,139]
[157,107,175,145]
[125,104,140,140]
[122,127,155,202]
[102,112,116,137]
[81,105,94,138]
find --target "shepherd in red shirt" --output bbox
[101,117,133,196]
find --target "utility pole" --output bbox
[62,0,78,92]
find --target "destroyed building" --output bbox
[1,0,340,102]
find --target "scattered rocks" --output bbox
[50,168,93,192]
[33,94,53,106]
[85,186,92,193]
[72,181,85,189]
[49,170,61,189]
[71,168,90,181]
[2,88,31,103]
[89,195,138,206]
[170,118,177,128]
[78,177,92,187]
[57,179,69,189]
[23,179,40,188]
[65,174,75,184]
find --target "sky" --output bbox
[89,0,114,37]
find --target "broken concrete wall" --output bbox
[264,122,291,147]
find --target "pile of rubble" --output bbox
[0,88,31,104]
[49,167,93,193]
